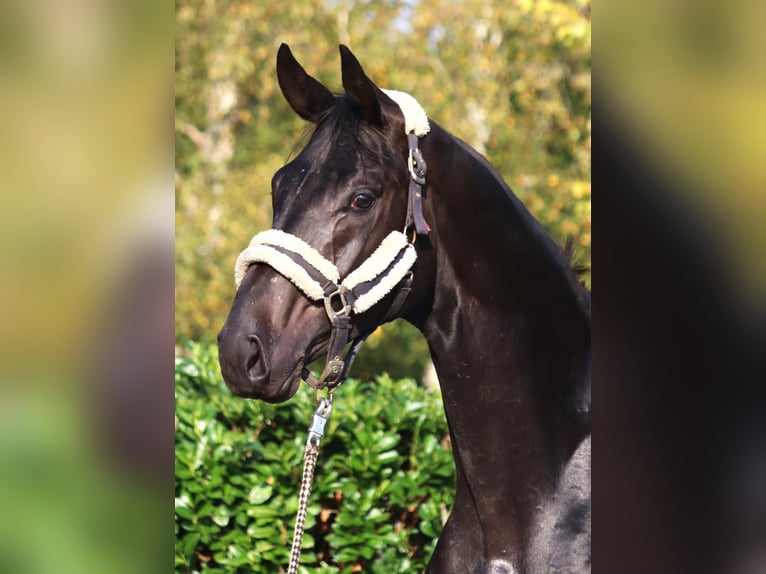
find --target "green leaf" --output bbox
[182,532,200,557]
[247,524,278,538]
[376,433,401,451]
[212,505,231,527]
[246,505,280,519]
[248,484,273,504]
[377,449,399,464]
[334,547,358,562]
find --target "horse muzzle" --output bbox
[218,308,303,403]
[217,326,305,402]
[218,262,331,402]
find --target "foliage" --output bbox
[175,0,591,379]
[175,340,454,573]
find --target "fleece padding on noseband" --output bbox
[234,229,416,314]
[381,89,430,137]
[342,235,416,313]
[235,244,332,301]
[240,229,340,284]
[340,231,409,289]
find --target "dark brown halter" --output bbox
[281,131,429,397]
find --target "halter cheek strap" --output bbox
[406,132,430,236]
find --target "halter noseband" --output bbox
[234,89,430,394]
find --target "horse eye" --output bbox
[350,193,376,211]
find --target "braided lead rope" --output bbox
[286,443,319,574]
[286,398,332,574]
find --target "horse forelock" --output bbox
[317,97,406,172]
[280,100,405,204]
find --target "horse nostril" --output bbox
[246,334,269,382]
[246,343,260,371]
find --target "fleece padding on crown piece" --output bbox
[381,89,430,137]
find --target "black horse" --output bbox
[218,44,591,574]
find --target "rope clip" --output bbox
[307,397,333,446]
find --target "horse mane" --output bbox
[564,236,590,281]
[453,134,591,316]
[562,236,591,313]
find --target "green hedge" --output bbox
[175,341,455,573]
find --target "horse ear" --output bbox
[276,44,334,123]
[339,45,383,127]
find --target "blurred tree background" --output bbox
[175,0,591,381]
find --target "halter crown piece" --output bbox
[234,89,429,393]
[382,89,431,236]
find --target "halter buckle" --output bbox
[323,287,351,319]
[317,354,346,387]
[408,147,427,185]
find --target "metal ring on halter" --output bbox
[406,225,417,245]
[408,146,427,185]
[323,287,351,319]
[312,385,334,408]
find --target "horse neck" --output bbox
[414,124,590,553]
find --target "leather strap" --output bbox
[301,271,413,393]
[406,132,430,236]
[317,314,352,385]
[381,272,413,324]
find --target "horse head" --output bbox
[218,45,431,402]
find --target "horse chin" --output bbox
[262,336,337,403]
[222,357,304,404]
[260,359,305,404]
[305,339,331,365]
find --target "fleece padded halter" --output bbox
[235,229,416,314]
[233,89,429,391]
